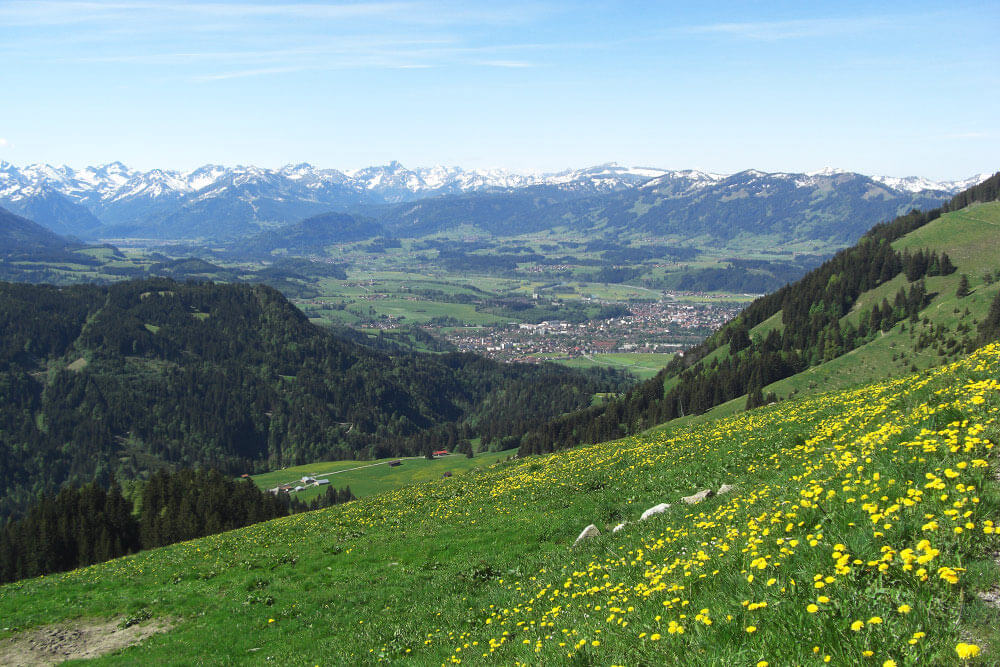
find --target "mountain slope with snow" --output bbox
[371,169,974,246]
[0,160,988,241]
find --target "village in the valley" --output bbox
[433,299,744,363]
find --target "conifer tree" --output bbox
[957,274,971,298]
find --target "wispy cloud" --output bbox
[0,138,9,148]
[0,1,549,27]
[193,66,310,81]
[478,60,534,68]
[1,0,560,79]
[0,2,412,25]
[43,35,553,79]
[682,16,895,41]
[58,37,458,65]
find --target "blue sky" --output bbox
[0,1,997,179]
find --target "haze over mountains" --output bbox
[0,161,989,244]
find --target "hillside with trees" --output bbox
[0,278,627,519]
[0,206,70,255]
[0,467,356,583]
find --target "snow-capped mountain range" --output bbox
[0,160,989,241]
[0,161,670,205]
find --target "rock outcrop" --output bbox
[573,524,601,546]
[681,489,714,505]
[640,503,671,520]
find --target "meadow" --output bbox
[554,352,677,381]
[250,450,516,503]
[2,341,998,664]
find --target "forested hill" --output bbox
[232,211,384,257]
[0,206,69,254]
[0,278,625,519]
[519,171,1000,455]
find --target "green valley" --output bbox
[248,449,516,503]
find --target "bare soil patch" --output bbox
[0,617,172,666]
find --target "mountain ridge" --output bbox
[367,169,963,245]
[0,161,988,241]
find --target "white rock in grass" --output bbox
[681,489,714,505]
[640,503,671,520]
[574,524,601,546]
[612,522,627,533]
[718,483,735,495]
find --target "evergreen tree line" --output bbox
[517,172,1000,455]
[0,468,353,584]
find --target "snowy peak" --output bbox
[641,169,726,193]
[871,173,992,194]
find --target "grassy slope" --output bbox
[2,344,999,665]
[763,201,1000,401]
[250,450,516,503]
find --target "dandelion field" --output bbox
[2,345,1000,665]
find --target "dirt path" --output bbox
[0,618,172,666]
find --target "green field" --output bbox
[554,352,675,380]
[249,450,517,503]
[3,344,998,665]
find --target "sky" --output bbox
[0,1,997,179]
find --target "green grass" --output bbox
[249,450,517,503]
[749,310,784,338]
[3,344,999,665]
[362,298,509,326]
[554,352,674,380]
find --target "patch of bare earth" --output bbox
[979,586,1000,609]
[0,618,172,666]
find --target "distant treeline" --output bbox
[0,468,353,584]
[671,257,827,294]
[518,172,1000,455]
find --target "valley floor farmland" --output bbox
[2,345,999,664]
[249,450,516,503]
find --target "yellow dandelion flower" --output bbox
[955,643,980,659]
